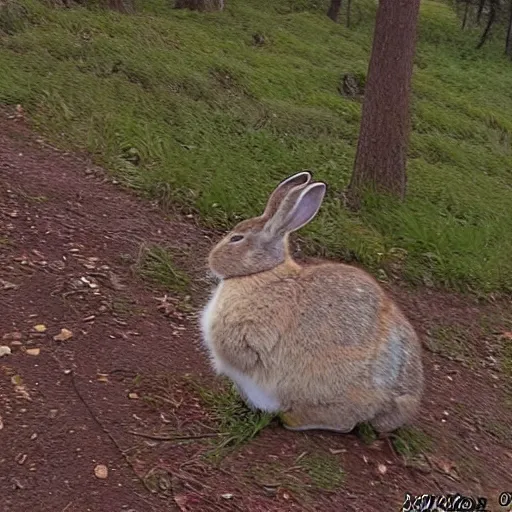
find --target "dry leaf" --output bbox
[94,464,108,479]
[53,328,73,342]
[11,375,23,386]
[33,324,47,333]
[0,346,12,357]
[26,348,40,356]
[97,374,109,383]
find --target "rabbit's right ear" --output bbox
[265,182,326,236]
[262,172,311,219]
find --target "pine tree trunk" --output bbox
[347,0,421,207]
[462,0,470,29]
[476,0,486,24]
[506,0,512,56]
[174,0,224,11]
[327,0,342,22]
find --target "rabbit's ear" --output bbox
[262,171,311,219]
[265,182,326,235]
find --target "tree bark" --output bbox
[327,0,342,22]
[105,0,133,12]
[346,0,352,27]
[174,0,224,11]
[476,0,497,49]
[462,0,470,29]
[347,0,421,206]
[476,0,486,24]
[506,0,512,56]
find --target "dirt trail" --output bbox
[0,109,511,512]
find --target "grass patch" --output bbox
[391,427,433,460]
[298,452,345,491]
[1,0,512,292]
[136,244,190,293]
[194,379,275,460]
[354,421,378,445]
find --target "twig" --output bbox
[61,503,73,512]
[128,431,225,441]
[67,371,145,487]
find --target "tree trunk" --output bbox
[462,0,470,29]
[327,0,342,22]
[476,0,497,49]
[104,0,133,12]
[346,0,352,27]
[476,0,486,24]
[347,0,421,207]
[174,0,224,11]
[506,0,512,56]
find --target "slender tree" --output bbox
[476,0,486,24]
[347,0,421,206]
[462,0,470,28]
[506,0,512,55]
[327,0,343,22]
[174,0,224,11]
[476,0,497,48]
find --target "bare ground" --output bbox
[0,108,511,512]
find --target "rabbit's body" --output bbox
[201,172,424,433]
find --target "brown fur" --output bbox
[201,173,424,433]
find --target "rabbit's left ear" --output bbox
[265,182,326,236]
[262,172,311,219]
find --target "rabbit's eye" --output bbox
[229,235,244,243]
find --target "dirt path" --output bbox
[0,109,511,512]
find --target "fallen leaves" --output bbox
[53,328,73,342]
[33,324,47,333]
[11,374,31,400]
[94,464,108,479]
[0,346,12,357]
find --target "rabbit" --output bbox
[200,171,424,433]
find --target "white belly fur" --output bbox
[200,281,281,412]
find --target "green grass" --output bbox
[1,0,512,291]
[136,244,190,292]
[195,379,275,460]
[298,452,345,491]
[391,426,433,459]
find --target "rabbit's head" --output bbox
[208,172,327,279]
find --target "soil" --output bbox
[0,107,511,512]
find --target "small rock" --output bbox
[3,332,22,341]
[33,324,47,333]
[0,346,12,357]
[377,463,387,475]
[221,493,234,500]
[26,348,40,356]
[128,392,139,399]
[53,328,73,342]
[94,464,108,479]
